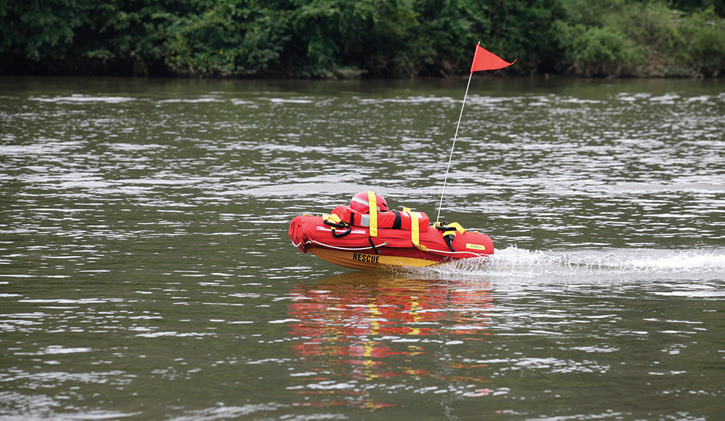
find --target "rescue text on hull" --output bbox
[288,191,494,270]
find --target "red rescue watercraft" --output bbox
[289,191,493,270]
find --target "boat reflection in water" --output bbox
[286,270,495,411]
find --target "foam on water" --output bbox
[407,247,725,282]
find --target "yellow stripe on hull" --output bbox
[309,248,441,270]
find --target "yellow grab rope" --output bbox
[323,213,343,225]
[367,190,378,237]
[446,222,466,234]
[436,221,466,237]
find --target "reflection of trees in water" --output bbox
[286,272,495,410]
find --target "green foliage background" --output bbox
[1,0,723,78]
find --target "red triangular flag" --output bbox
[470,44,516,73]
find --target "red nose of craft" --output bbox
[288,215,306,251]
[289,215,320,252]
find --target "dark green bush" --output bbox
[554,22,647,76]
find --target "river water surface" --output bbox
[1,76,724,419]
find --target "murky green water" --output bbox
[1,76,724,419]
